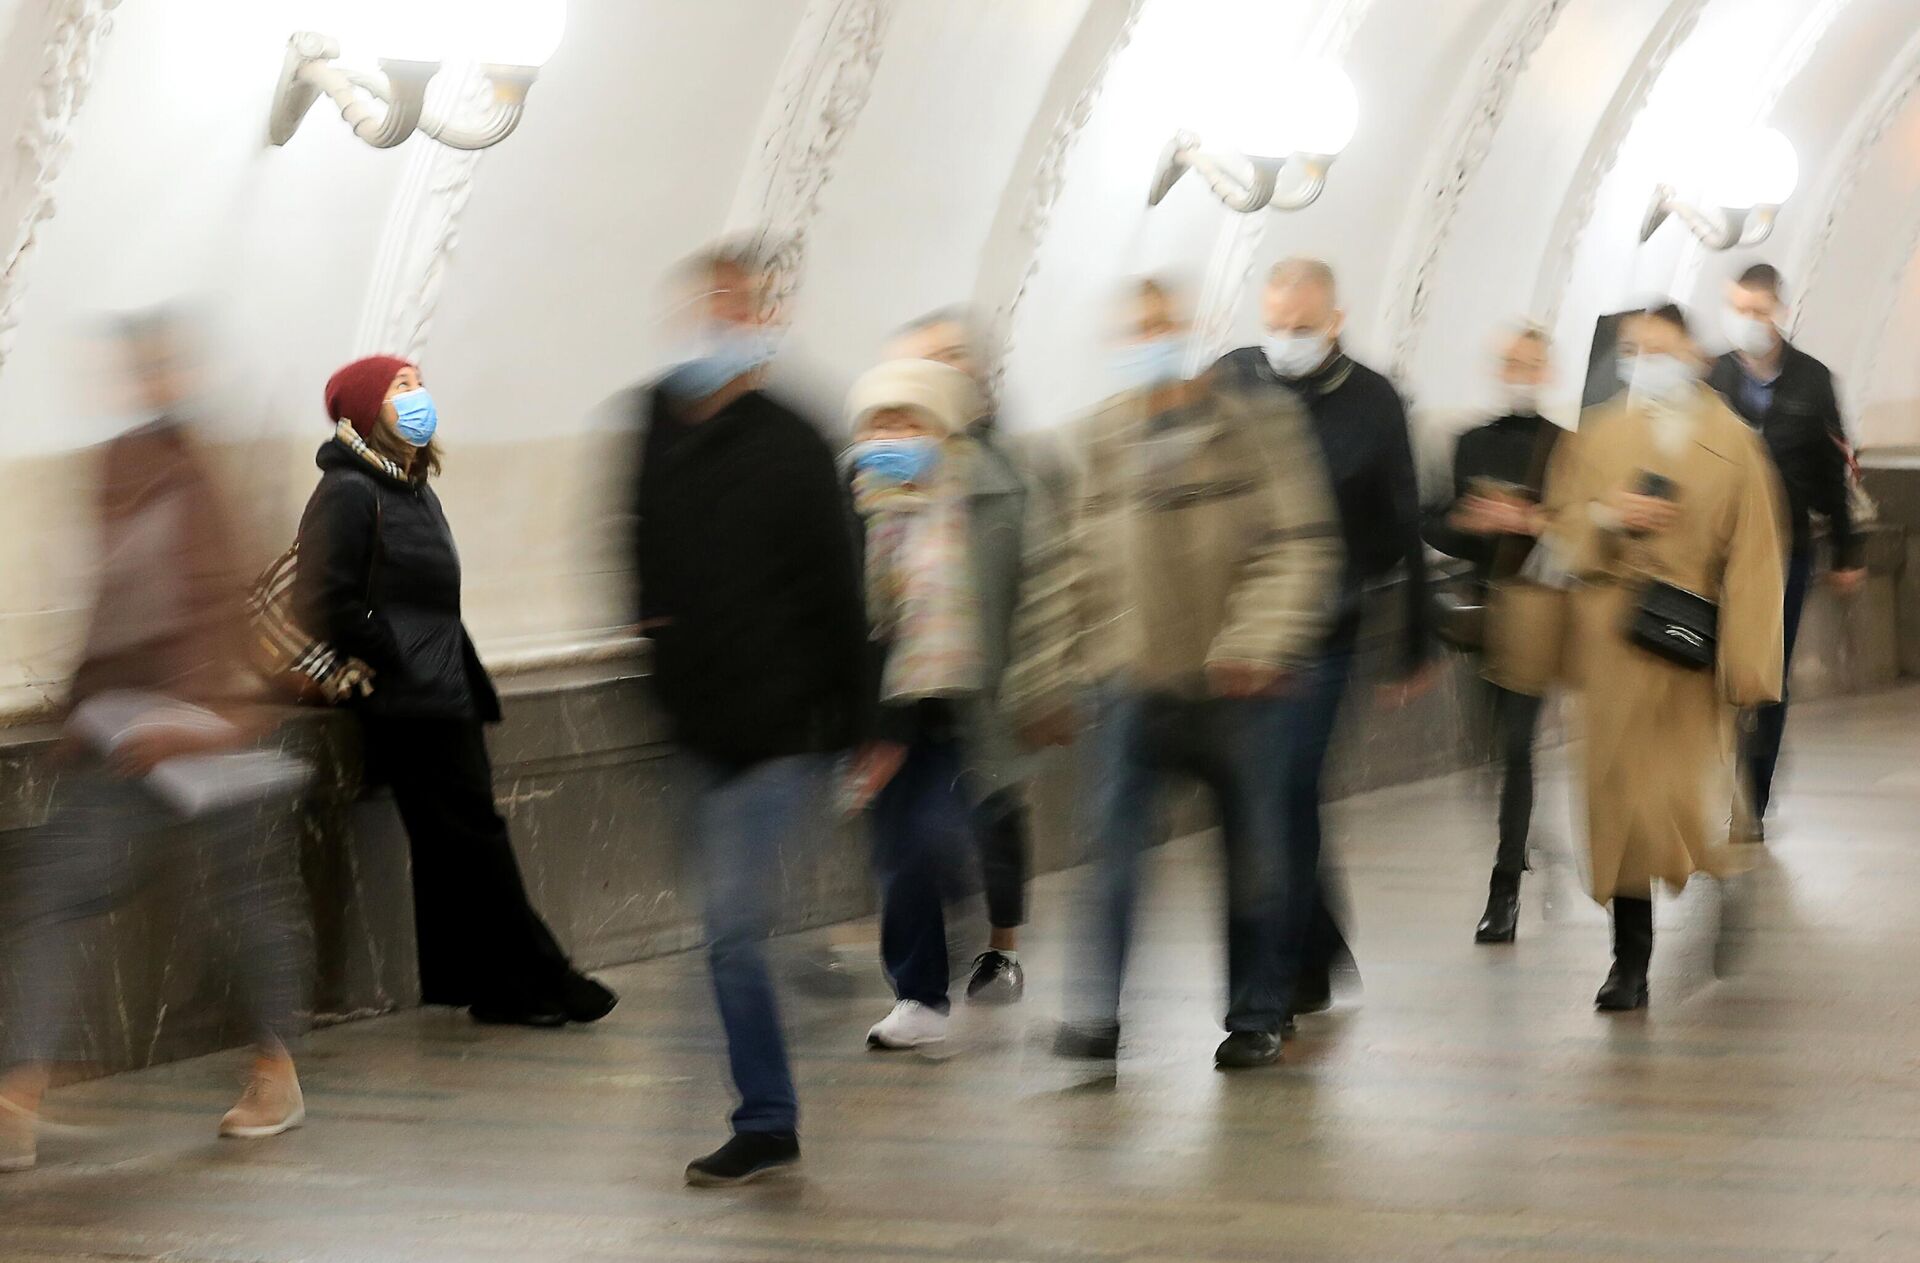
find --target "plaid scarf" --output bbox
[334,420,409,481]
[852,439,984,702]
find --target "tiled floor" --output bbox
[3,686,1918,1261]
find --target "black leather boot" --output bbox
[1474,872,1521,944]
[1595,897,1652,1011]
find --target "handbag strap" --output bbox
[1488,422,1559,582]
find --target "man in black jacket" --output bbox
[1423,326,1563,943]
[633,245,868,1188]
[1215,257,1438,1019]
[1708,263,1864,840]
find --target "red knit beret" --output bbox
[325,355,414,438]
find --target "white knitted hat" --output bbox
[845,358,983,437]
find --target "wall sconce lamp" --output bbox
[268,1,566,151]
[1641,126,1799,250]
[1148,62,1358,213]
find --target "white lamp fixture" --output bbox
[269,0,567,150]
[1148,62,1358,213]
[1641,126,1799,250]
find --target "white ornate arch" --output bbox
[1376,0,1576,379]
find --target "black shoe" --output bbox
[965,952,1025,1004]
[1052,1021,1120,1061]
[1290,970,1333,1016]
[470,1002,569,1028]
[1475,875,1521,944]
[1214,1030,1283,1070]
[685,1131,800,1187]
[1594,964,1649,1011]
[562,972,618,1023]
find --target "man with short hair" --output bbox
[1708,263,1863,841]
[632,244,869,1187]
[1216,258,1438,1019]
[882,308,1039,1005]
[1010,278,1342,1070]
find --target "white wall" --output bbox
[3,0,1919,700]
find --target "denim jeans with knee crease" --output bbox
[691,753,830,1137]
[1069,684,1297,1034]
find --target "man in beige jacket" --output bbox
[1006,279,1342,1069]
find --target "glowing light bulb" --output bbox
[1708,126,1799,210]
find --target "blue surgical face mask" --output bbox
[660,323,776,401]
[1263,330,1334,379]
[391,388,438,447]
[848,435,942,487]
[1110,335,1188,393]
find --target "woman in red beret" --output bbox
[293,355,616,1027]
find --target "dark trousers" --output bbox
[1743,548,1813,821]
[1070,686,1295,1033]
[1491,685,1545,880]
[691,754,828,1136]
[973,788,1030,931]
[873,733,977,1011]
[363,717,575,1011]
[1283,652,1358,990]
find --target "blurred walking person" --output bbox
[1422,326,1564,943]
[1544,303,1784,1010]
[632,244,868,1186]
[296,355,616,1029]
[1011,278,1342,1070]
[1216,258,1438,1018]
[883,309,1042,1004]
[2,314,307,1172]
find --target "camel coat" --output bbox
[1544,386,1785,903]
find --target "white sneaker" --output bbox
[219,1062,306,1140]
[865,1000,948,1050]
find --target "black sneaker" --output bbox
[965,952,1025,1004]
[685,1131,800,1188]
[1214,1030,1283,1070]
[1052,1021,1120,1061]
[563,972,618,1023]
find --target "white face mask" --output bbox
[1618,352,1698,404]
[1503,383,1540,415]
[1722,307,1778,359]
[1263,330,1333,379]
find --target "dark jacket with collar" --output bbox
[294,437,501,722]
[1707,342,1857,567]
[633,385,868,766]
[1422,412,1563,585]
[1215,346,1435,674]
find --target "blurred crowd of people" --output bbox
[0,246,1861,1190]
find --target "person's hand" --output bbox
[1826,567,1867,597]
[1375,660,1442,710]
[843,742,908,813]
[1450,496,1502,536]
[1019,705,1077,750]
[1609,490,1679,536]
[1206,660,1292,699]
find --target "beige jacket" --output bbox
[1004,381,1343,717]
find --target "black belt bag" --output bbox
[1626,579,1717,671]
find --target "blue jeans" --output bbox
[1278,651,1357,993]
[872,732,977,1010]
[1743,548,1813,821]
[1069,686,1295,1034]
[692,754,829,1136]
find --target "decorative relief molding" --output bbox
[986,0,1146,392]
[1189,0,1377,365]
[1788,25,1920,337]
[1380,0,1574,379]
[1668,0,1855,303]
[727,0,894,322]
[353,69,490,362]
[1532,0,1712,329]
[0,0,124,378]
